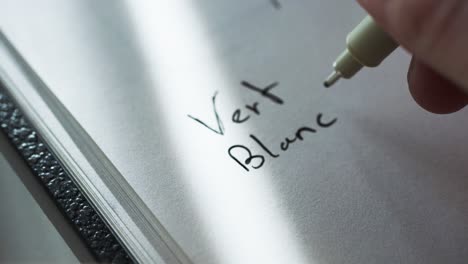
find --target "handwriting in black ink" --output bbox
[228,145,265,172]
[189,81,283,133]
[241,81,284,105]
[188,81,338,172]
[317,113,338,128]
[231,82,283,125]
[188,91,225,135]
[232,109,250,124]
[250,134,280,158]
[228,113,337,171]
[281,127,317,151]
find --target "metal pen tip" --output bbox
[324,71,342,88]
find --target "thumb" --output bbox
[357,0,468,92]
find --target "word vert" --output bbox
[188,81,337,172]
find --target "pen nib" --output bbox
[324,71,342,88]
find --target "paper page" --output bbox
[1,1,468,263]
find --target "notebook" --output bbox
[1,1,468,263]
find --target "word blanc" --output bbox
[188,81,337,172]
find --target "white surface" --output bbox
[1,1,468,263]
[0,150,79,263]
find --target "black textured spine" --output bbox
[0,85,133,264]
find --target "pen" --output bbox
[324,16,399,88]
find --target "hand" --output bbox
[357,0,468,114]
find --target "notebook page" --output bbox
[1,1,468,263]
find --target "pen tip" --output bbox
[324,71,342,88]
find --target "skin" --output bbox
[357,0,468,114]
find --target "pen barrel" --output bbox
[329,15,400,83]
[346,16,398,67]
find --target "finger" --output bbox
[357,0,468,92]
[408,57,468,114]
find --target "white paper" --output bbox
[1,1,468,263]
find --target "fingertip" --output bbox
[408,58,468,114]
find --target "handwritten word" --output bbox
[188,81,337,172]
[228,114,337,171]
[187,91,225,135]
[188,81,283,134]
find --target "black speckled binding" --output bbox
[0,83,134,264]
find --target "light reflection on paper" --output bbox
[126,1,310,263]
